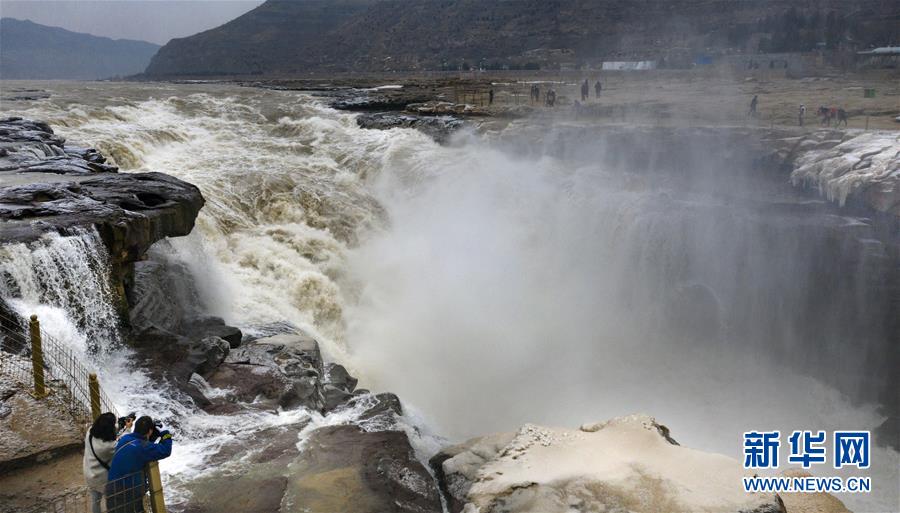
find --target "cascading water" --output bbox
[1,82,897,511]
[0,228,121,353]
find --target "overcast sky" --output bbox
[0,0,264,45]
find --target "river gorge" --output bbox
[0,81,897,513]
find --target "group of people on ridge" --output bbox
[749,95,849,127]
[83,413,173,513]
[580,78,602,101]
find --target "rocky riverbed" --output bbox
[0,116,445,511]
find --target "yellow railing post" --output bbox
[29,314,47,399]
[147,461,167,513]
[88,373,101,420]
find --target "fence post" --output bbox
[29,315,47,399]
[147,462,167,513]
[88,373,101,420]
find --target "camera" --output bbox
[149,420,164,442]
[117,412,136,432]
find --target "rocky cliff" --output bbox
[0,117,204,313]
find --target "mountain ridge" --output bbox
[143,0,900,77]
[0,18,160,80]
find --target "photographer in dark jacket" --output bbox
[106,416,172,513]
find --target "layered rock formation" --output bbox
[0,118,204,261]
[0,117,204,316]
[432,415,790,513]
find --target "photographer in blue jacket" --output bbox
[106,416,172,513]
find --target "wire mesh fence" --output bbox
[0,310,119,424]
[13,469,154,513]
[0,311,165,513]
[103,469,154,513]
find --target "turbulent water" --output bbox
[1,81,897,512]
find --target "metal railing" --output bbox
[0,310,167,513]
[0,311,118,423]
[15,467,158,513]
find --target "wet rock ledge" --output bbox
[0,117,204,264]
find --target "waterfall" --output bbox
[1,83,896,512]
[0,228,121,353]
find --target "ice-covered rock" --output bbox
[430,432,516,513]
[433,414,786,513]
[790,130,900,216]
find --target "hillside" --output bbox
[144,0,899,77]
[0,18,160,80]
[143,0,377,76]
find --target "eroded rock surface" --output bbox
[0,118,204,267]
[285,424,442,513]
[0,117,116,175]
[183,390,441,513]
[356,112,465,143]
[0,373,83,474]
[0,173,204,261]
[430,432,516,513]
[205,333,325,412]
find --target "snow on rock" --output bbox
[777,469,850,513]
[431,432,517,513]
[434,414,785,513]
[790,130,900,216]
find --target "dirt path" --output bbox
[480,69,899,130]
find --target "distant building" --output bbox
[856,47,900,68]
[601,61,658,71]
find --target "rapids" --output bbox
[0,81,896,511]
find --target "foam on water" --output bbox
[1,83,446,504]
